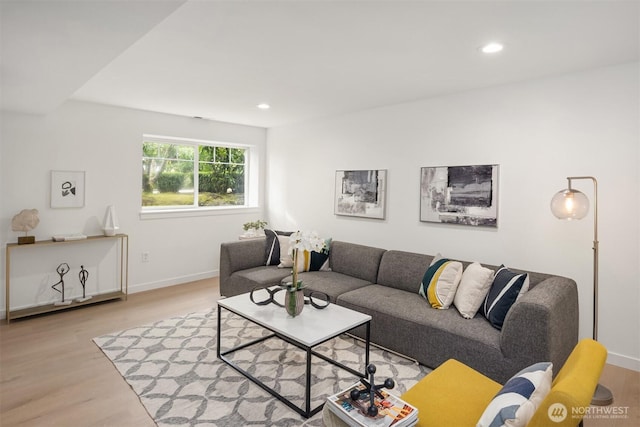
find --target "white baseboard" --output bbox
[607,351,640,372]
[128,270,219,294]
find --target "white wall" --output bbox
[266,62,640,370]
[1,101,267,309]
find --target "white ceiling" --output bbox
[1,1,638,128]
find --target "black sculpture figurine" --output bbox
[51,262,72,306]
[349,363,395,417]
[76,265,91,302]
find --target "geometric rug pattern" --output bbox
[93,307,430,426]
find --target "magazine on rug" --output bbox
[326,382,418,427]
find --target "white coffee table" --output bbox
[217,290,372,418]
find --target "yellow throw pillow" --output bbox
[419,258,463,309]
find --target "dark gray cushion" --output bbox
[329,241,386,283]
[297,271,372,303]
[223,266,291,297]
[377,250,433,293]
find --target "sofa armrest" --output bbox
[219,238,266,283]
[500,276,579,374]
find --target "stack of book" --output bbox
[326,382,418,427]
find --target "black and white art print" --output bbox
[420,165,498,227]
[51,170,85,208]
[335,170,387,219]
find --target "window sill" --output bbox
[139,205,261,220]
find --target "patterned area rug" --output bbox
[94,307,430,426]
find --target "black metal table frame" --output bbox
[216,304,371,418]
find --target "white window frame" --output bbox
[140,134,260,220]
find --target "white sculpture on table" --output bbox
[12,209,39,244]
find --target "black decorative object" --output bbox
[51,262,72,305]
[76,265,92,302]
[249,285,330,310]
[349,364,395,417]
[250,285,285,307]
[305,291,330,309]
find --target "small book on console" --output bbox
[52,233,88,242]
[326,382,418,427]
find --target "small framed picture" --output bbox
[335,169,387,219]
[51,170,85,208]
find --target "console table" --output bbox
[5,234,128,323]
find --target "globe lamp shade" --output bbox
[550,189,589,220]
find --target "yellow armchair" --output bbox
[401,338,607,427]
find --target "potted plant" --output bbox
[242,220,268,237]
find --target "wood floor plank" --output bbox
[1,277,638,426]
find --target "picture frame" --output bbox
[51,170,85,208]
[335,169,387,219]
[420,164,498,227]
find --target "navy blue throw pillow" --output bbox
[482,265,529,330]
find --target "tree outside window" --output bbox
[142,139,246,208]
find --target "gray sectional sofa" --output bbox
[219,238,579,383]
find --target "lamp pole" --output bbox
[552,176,612,405]
[566,176,598,341]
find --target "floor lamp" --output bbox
[550,176,613,406]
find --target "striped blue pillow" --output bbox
[482,265,529,329]
[477,362,553,427]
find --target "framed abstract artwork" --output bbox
[335,169,387,219]
[51,170,85,208]
[420,165,498,227]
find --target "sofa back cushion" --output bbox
[377,250,433,293]
[221,238,267,274]
[329,241,386,283]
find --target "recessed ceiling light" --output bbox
[481,42,504,54]
[256,103,271,110]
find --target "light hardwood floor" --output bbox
[1,278,638,427]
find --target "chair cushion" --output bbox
[401,359,501,427]
[477,362,553,427]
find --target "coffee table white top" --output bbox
[218,291,371,347]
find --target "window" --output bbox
[142,136,249,210]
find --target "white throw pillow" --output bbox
[454,262,495,319]
[277,235,293,268]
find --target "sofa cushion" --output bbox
[483,266,530,330]
[328,241,386,283]
[377,250,433,293]
[418,258,463,309]
[298,271,372,303]
[221,265,293,297]
[232,266,292,287]
[477,362,553,427]
[337,285,502,370]
[454,262,495,319]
